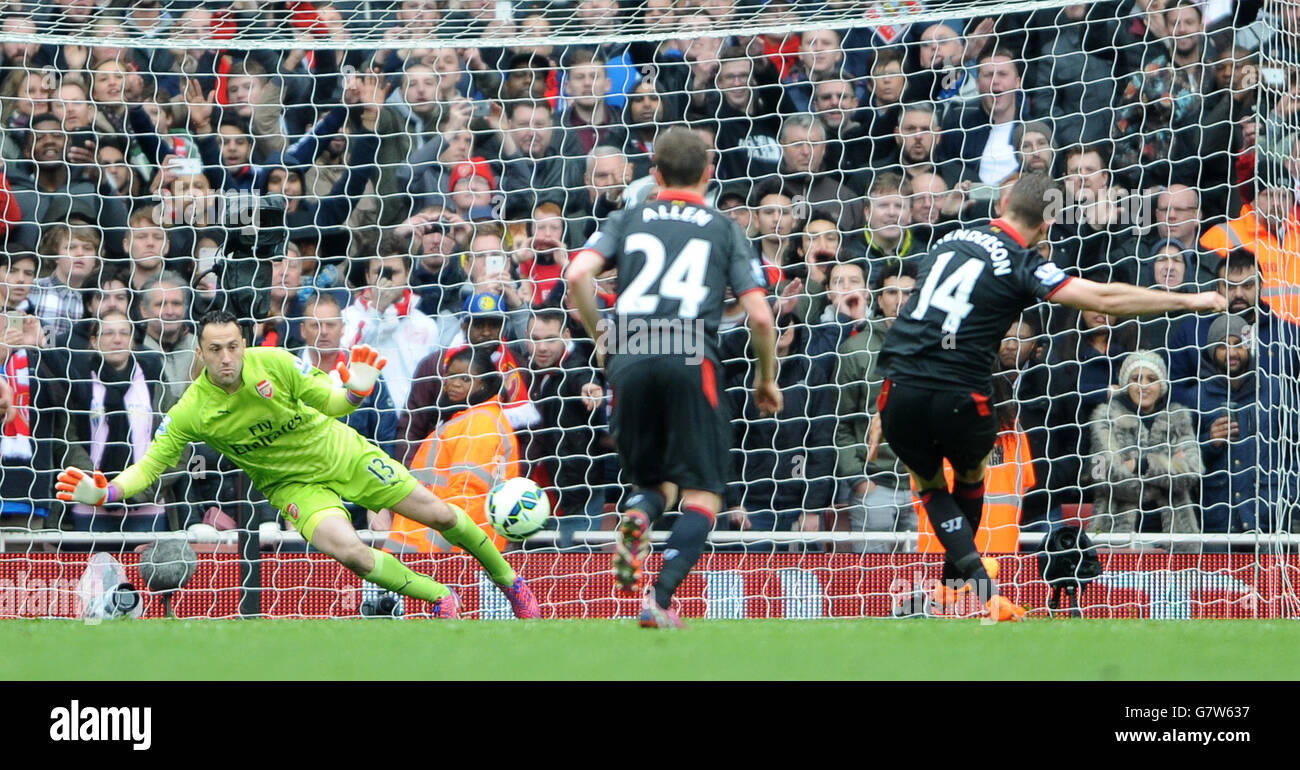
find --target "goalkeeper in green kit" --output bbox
[57,310,540,619]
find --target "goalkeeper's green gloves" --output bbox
[337,344,388,400]
[56,467,117,506]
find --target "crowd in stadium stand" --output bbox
[0,0,1293,549]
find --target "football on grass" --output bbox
[487,477,551,542]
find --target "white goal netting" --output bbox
[0,0,1296,619]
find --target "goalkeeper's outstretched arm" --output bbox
[58,409,193,505]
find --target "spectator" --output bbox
[941,48,1031,186]
[886,103,962,185]
[387,346,520,553]
[907,171,965,247]
[454,293,538,428]
[566,1,642,112]
[808,260,872,356]
[63,310,177,532]
[780,29,857,114]
[1113,0,1218,192]
[399,289,536,464]
[1013,121,1057,177]
[750,181,799,267]
[854,50,906,170]
[1023,4,1122,146]
[726,315,837,548]
[404,105,473,201]
[1051,143,1139,284]
[574,144,632,241]
[716,183,752,232]
[121,206,169,291]
[515,199,570,304]
[560,48,624,159]
[851,172,921,280]
[1086,350,1201,548]
[67,270,131,351]
[813,76,874,174]
[209,115,266,192]
[31,222,99,346]
[484,52,555,103]
[908,21,968,103]
[1139,237,1197,292]
[403,209,471,337]
[0,248,37,313]
[1202,46,1257,211]
[906,19,994,111]
[1193,313,1272,534]
[1168,249,1296,405]
[8,111,129,258]
[622,77,665,178]
[1134,237,1200,355]
[1136,184,1218,288]
[1200,168,1300,324]
[342,251,443,411]
[0,307,67,529]
[494,101,579,209]
[0,65,53,152]
[705,46,783,183]
[773,113,864,234]
[447,157,498,222]
[789,214,844,317]
[95,134,145,201]
[219,57,288,159]
[522,308,607,544]
[135,271,196,403]
[836,259,918,552]
[255,253,306,350]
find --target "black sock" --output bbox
[623,488,667,526]
[922,489,994,598]
[953,478,986,531]
[653,505,714,609]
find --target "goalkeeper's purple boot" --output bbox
[614,509,651,594]
[501,575,541,619]
[432,590,460,619]
[639,597,685,629]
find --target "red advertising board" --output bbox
[1,552,1295,619]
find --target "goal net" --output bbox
[0,0,1295,620]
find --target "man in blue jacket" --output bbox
[1196,314,1276,533]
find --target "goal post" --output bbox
[0,0,1294,620]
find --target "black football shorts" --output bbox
[609,355,730,495]
[878,378,997,483]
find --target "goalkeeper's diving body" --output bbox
[57,310,540,619]
[867,172,1226,621]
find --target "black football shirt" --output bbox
[877,219,1072,394]
[583,191,766,370]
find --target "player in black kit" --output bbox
[566,128,781,629]
[870,173,1226,621]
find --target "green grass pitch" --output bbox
[4,619,1300,680]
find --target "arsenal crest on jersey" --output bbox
[257,379,274,399]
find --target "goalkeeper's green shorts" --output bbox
[264,439,417,542]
